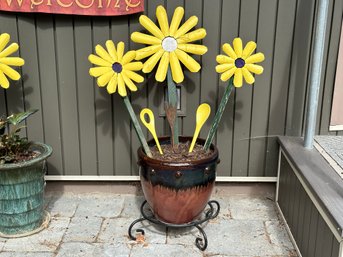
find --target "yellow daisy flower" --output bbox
[216,38,265,87]
[88,41,144,97]
[131,5,208,83]
[0,33,25,89]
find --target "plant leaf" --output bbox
[7,109,38,125]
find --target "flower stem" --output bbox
[167,68,179,145]
[123,96,152,157]
[204,77,234,151]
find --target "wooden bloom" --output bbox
[131,5,208,83]
[216,38,265,87]
[88,41,144,97]
[0,33,25,89]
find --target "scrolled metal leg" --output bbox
[194,225,208,251]
[128,217,146,240]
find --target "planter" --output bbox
[138,136,219,224]
[0,142,52,237]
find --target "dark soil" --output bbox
[1,151,40,164]
[149,141,213,162]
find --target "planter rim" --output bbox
[0,142,53,170]
[138,136,218,168]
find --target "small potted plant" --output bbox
[88,5,264,225]
[0,33,52,237]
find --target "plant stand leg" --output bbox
[127,200,220,251]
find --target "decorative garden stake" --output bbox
[0,33,25,89]
[88,40,152,157]
[131,5,208,147]
[140,108,163,155]
[204,38,265,150]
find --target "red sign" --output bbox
[0,0,144,16]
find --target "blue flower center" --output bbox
[235,58,245,68]
[112,62,122,73]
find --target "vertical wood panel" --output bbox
[248,0,277,176]
[286,0,316,136]
[55,17,81,175]
[201,0,221,140]
[17,15,44,142]
[216,0,240,176]
[331,238,340,257]
[231,0,258,176]
[92,17,114,175]
[307,202,319,257]
[314,216,334,257]
[265,0,297,176]
[183,0,202,138]
[35,15,63,175]
[74,17,98,176]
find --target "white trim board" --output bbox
[330,125,343,131]
[45,175,277,182]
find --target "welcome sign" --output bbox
[0,0,144,16]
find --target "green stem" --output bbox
[123,96,152,157]
[204,77,234,151]
[167,68,179,145]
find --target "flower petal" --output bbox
[242,41,256,59]
[156,5,169,36]
[177,44,207,55]
[0,43,19,58]
[88,54,112,67]
[242,67,255,84]
[135,45,161,60]
[216,63,234,73]
[0,70,9,89]
[106,73,118,94]
[121,50,136,65]
[89,67,112,77]
[245,52,265,64]
[175,49,201,72]
[123,69,144,83]
[233,68,243,87]
[95,44,113,63]
[116,42,125,62]
[220,68,236,82]
[117,73,127,97]
[169,7,184,37]
[0,33,10,53]
[142,49,164,73]
[170,51,184,83]
[245,63,264,74]
[122,72,138,92]
[131,32,162,45]
[97,71,114,87]
[105,40,118,62]
[0,63,20,80]
[0,57,24,66]
[155,52,169,82]
[233,38,243,58]
[139,15,165,40]
[177,28,207,44]
[222,43,237,59]
[216,55,234,64]
[124,62,143,71]
[174,16,198,39]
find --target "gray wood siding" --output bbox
[278,154,340,257]
[0,0,342,177]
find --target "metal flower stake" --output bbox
[88,40,152,157]
[204,38,265,150]
[131,5,208,148]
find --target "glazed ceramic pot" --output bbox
[138,136,219,224]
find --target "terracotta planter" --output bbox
[138,136,219,224]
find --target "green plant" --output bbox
[0,109,38,164]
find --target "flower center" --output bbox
[112,62,122,73]
[235,58,245,68]
[162,37,178,52]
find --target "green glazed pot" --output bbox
[0,142,52,236]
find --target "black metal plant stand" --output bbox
[128,200,220,251]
